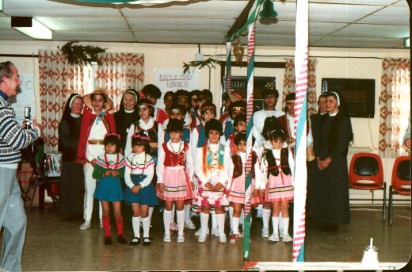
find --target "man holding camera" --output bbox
[0,61,41,271]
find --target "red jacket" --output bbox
[76,106,116,164]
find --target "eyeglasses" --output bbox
[6,75,22,81]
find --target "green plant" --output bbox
[60,41,106,66]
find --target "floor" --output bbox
[2,202,411,271]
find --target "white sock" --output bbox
[256,204,263,217]
[272,217,279,236]
[170,205,175,225]
[232,217,240,235]
[216,214,226,236]
[279,211,284,233]
[148,206,154,225]
[262,208,271,229]
[163,210,171,236]
[184,204,191,223]
[228,206,234,231]
[142,216,150,238]
[282,217,290,236]
[176,210,185,236]
[132,216,141,238]
[211,211,217,232]
[200,212,209,236]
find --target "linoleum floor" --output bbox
[2,203,411,271]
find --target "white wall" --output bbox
[0,41,409,202]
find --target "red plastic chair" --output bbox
[388,156,411,226]
[348,152,386,221]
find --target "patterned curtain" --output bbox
[95,53,145,112]
[282,58,317,115]
[38,50,85,153]
[379,58,410,158]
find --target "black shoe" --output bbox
[129,237,140,246]
[143,237,151,246]
[104,236,112,245]
[117,235,128,244]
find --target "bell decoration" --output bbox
[259,0,278,19]
[232,37,244,66]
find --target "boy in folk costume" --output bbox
[76,89,116,230]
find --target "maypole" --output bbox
[292,0,309,262]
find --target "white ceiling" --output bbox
[0,0,410,49]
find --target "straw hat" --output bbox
[227,91,244,103]
[83,89,113,111]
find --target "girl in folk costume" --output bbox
[227,132,262,243]
[194,119,229,244]
[93,133,126,245]
[156,119,194,243]
[159,103,194,231]
[76,89,116,230]
[124,98,159,157]
[261,128,294,243]
[224,113,246,236]
[124,132,158,246]
[124,98,160,236]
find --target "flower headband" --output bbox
[138,103,152,109]
[105,133,120,140]
[132,133,150,142]
[270,128,285,135]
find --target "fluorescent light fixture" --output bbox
[404,37,410,48]
[0,0,3,12]
[11,17,52,40]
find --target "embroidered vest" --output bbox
[265,148,291,177]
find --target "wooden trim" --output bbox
[0,54,39,58]
[219,61,285,80]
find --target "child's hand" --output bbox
[205,182,213,191]
[131,185,141,194]
[111,170,119,177]
[90,159,97,167]
[104,170,112,176]
[214,183,224,192]
[157,183,165,193]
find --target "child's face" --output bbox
[202,109,215,123]
[170,131,182,143]
[235,121,246,133]
[133,144,145,154]
[170,110,183,120]
[139,106,150,120]
[270,138,284,150]
[208,130,221,144]
[237,140,246,153]
[105,143,117,154]
[146,95,157,105]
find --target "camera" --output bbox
[23,106,32,128]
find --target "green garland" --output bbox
[182,58,218,74]
[60,41,106,66]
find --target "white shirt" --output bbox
[124,152,155,189]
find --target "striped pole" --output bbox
[292,0,309,262]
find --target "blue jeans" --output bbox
[0,166,27,272]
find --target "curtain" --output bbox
[38,50,85,153]
[282,58,317,115]
[379,58,410,158]
[39,51,145,152]
[95,53,145,112]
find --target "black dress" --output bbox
[57,115,84,216]
[306,113,324,219]
[314,112,352,225]
[114,110,139,151]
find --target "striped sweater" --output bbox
[0,96,39,164]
